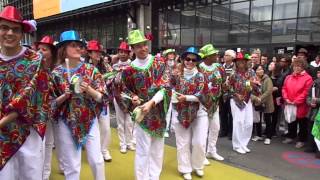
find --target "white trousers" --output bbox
[230,99,253,149]
[0,128,44,180]
[315,138,320,151]
[114,99,135,148]
[99,105,111,156]
[55,118,105,180]
[43,120,65,180]
[206,107,220,154]
[165,102,173,132]
[173,108,209,173]
[135,125,164,180]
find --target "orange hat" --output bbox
[0,6,33,33]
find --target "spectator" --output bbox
[282,57,313,148]
[251,53,260,69]
[310,52,320,68]
[260,54,269,73]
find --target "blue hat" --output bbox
[181,47,201,61]
[56,30,85,48]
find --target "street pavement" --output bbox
[109,110,319,180]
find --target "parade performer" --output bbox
[121,29,170,180]
[198,44,225,165]
[171,47,208,180]
[163,48,179,138]
[0,6,51,179]
[51,30,106,180]
[86,40,112,161]
[229,53,260,154]
[112,41,136,154]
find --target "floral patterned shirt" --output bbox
[0,49,50,170]
[51,62,107,148]
[121,55,170,138]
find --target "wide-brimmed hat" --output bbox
[181,47,201,62]
[118,41,130,52]
[56,30,85,48]
[163,48,176,57]
[199,44,219,59]
[34,35,55,48]
[128,29,148,45]
[87,40,103,52]
[0,6,33,33]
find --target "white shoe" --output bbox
[183,173,192,180]
[203,158,210,166]
[233,148,246,154]
[103,151,112,162]
[295,142,305,148]
[264,138,271,145]
[251,136,263,141]
[164,131,170,138]
[242,146,251,153]
[194,169,204,177]
[120,146,127,154]
[127,144,136,151]
[212,153,224,161]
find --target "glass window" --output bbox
[273,0,298,20]
[167,10,180,29]
[229,23,248,44]
[272,19,297,43]
[297,17,320,42]
[196,28,211,46]
[299,0,320,17]
[181,10,195,29]
[230,2,250,24]
[249,21,271,44]
[196,6,212,27]
[212,4,230,23]
[250,0,272,22]
[181,28,195,46]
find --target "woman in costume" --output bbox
[51,30,106,180]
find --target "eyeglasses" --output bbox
[184,57,197,62]
[0,25,22,34]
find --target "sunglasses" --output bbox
[184,57,197,62]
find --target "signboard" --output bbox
[33,0,112,19]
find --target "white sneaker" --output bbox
[194,169,204,177]
[120,146,127,154]
[264,138,271,145]
[183,173,192,180]
[233,148,246,154]
[212,153,224,161]
[242,146,251,153]
[103,151,112,162]
[127,144,136,151]
[295,142,305,148]
[164,131,170,138]
[251,136,263,141]
[203,158,210,166]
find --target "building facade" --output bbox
[153,0,320,57]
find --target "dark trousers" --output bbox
[271,104,280,136]
[288,118,308,142]
[264,113,274,139]
[219,98,233,136]
[253,112,262,137]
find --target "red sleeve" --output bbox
[293,76,313,105]
[282,75,290,100]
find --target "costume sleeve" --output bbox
[185,95,199,102]
[282,76,290,101]
[5,59,50,125]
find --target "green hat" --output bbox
[128,29,148,45]
[163,48,176,57]
[199,44,219,59]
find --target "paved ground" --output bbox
[109,110,320,180]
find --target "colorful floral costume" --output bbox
[121,55,170,137]
[0,49,50,170]
[228,69,260,109]
[51,62,106,148]
[171,71,206,128]
[199,63,226,116]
